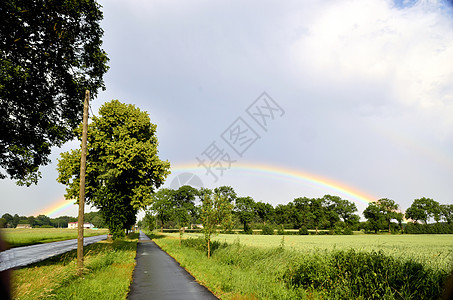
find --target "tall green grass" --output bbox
[1,228,109,248]
[163,232,453,271]
[152,234,452,299]
[12,233,138,300]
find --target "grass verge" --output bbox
[149,232,451,299]
[1,228,109,248]
[11,232,138,300]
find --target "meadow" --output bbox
[1,228,109,248]
[11,232,138,300]
[152,232,453,299]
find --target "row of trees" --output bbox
[0,211,106,228]
[142,185,361,234]
[142,185,453,235]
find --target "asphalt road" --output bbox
[0,234,107,271]
[128,231,218,300]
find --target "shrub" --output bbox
[283,249,448,299]
[277,225,285,235]
[181,237,227,255]
[343,227,353,235]
[261,224,275,235]
[298,226,309,235]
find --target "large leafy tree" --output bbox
[0,0,109,185]
[235,196,256,233]
[405,197,440,224]
[57,100,170,237]
[150,188,175,232]
[254,201,274,225]
[364,198,403,233]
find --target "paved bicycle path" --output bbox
[128,231,217,300]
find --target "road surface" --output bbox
[128,231,218,300]
[0,234,107,271]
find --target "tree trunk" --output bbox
[207,237,211,259]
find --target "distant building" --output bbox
[16,224,31,229]
[68,222,94,229]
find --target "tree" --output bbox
[174,185,199,225]
[254,201,274,225]
[1,213,13,228]
[141,212,156,231]
[441,204,453,224]
[293,197,315,228]
[84,211,105,228]
[0,218,6,228]
[201,189,233,258]
[173,185,199,242]
[57,100,170,238]
[0,0,109,185]
[405,197,440,224]
[363,202,385,233]
[364,198,403,233]
[150,188,175,232]
[213,186,237,203]
[35,214,51,227]
[235,196,256,233]
[322,195,359,228]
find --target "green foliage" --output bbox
[181,237,227,255]
[364,198,403,233]
[283,249,448,299]
[150,188,176,232]
[235,196,256,232]
[277,224,285,235]
[0,0,109,184]
[57,100,170,236]
[405,222,453,234]
[406,197,441,224]
[261,224,275,235]
[298,226,309,235]
[201,188,234,258]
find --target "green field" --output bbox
[1,228,109,248]
[164,232,453,270]
[153,232,453,299]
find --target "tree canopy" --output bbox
[0,0,109,185]
[57,100,170,237]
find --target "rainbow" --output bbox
[35,198,77,218]
[38,161,377,218]
[169,161,377,205]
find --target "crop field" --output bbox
[163,232,453,271]
[154,232,453,299]
[1,228,109,248]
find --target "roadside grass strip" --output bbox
[11,233,138,300]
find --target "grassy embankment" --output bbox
[11,232,138,300]
[1,228,109,248]
[150,232,453,299]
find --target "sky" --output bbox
[1,0,453,219]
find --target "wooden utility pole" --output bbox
[77,90,90,276]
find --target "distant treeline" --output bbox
[0,211,106,229]
[139,186,453,235]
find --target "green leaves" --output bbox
[1,0,109,183]
[57,100,170,236]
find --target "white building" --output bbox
[68,222,94,229]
